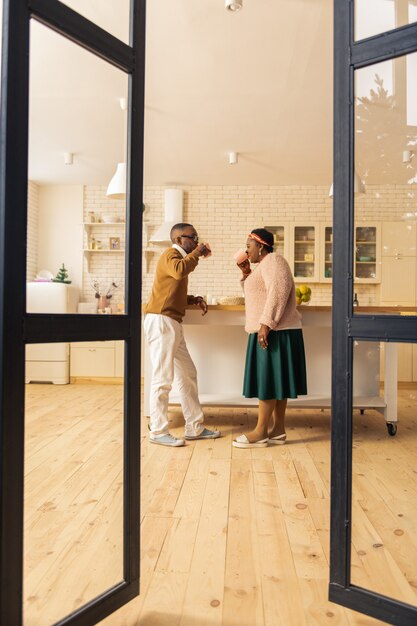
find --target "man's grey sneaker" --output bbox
[184,427,221,440]
[150,433,185,447]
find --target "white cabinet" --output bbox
[70,340,124,379]
[380,221,417,381]
[264,224,290,260]
[380,221,416,304]
[265,221,381,284]
[380,257,416,304]
[291,224,320,282]
[382,221,417,256]
[265,223,319,282]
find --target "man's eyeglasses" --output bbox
[181,234,199,243]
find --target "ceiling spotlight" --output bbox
[228,152,238,165]
[225,0,243,11]
[403,150,414,163]
[64,152,73,165]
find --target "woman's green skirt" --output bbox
[243,329,307,400]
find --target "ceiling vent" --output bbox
[149,189,184,244]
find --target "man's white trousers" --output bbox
[144,313,204,437]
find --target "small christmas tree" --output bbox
[53,263,71,283]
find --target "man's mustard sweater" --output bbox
[144,247,200,323]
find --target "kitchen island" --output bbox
[143,305,401,432]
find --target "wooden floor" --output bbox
[23,384,417,626]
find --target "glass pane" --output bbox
[354,0,417,40]
[24,341,125,625]
[351,340,417,608]
[27,20,128,314]
[59,0,130,44]
[0,3,3,72]
[354,54,417,309]
[293,226,315,280]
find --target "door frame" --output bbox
[0,1,145,624]
[330,1,417,625]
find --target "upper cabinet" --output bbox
[265,224,290,262]
[380,221,417,304]
[382,221,417,257]
[354,224,381,284]
[266,223,319,282]
[291,224,320,282]
[320,224,333,283]
[266,221,382,284]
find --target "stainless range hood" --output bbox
[149,189,184,244]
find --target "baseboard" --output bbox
[70,376,124,385]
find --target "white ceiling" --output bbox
[4,1,417,188]
[22,0,335,187]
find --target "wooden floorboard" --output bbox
[21,385,416,625]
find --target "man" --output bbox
[144,222,221,447]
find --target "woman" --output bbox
[233,228,307,448]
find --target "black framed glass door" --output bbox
[0,1,145,624]
[330,1,417,624]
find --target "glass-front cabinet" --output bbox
[265,223,319,282]
[354,224,381,283]
[265,224,289,260]
[265,222,381,284]
[291,224,320,282]
[320,224,333,283]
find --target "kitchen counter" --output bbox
[143,305,399,429]
[195,304,417,313]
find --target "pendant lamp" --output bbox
[328,170,365,197]
[107,98,127,199]
[107,162,126,199]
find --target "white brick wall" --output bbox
[69,183,417,307]
[27,181,39,281]
[141,184,415,306]
[182,184,334,302]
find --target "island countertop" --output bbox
[144,302,398,426]
[187,304,417,314]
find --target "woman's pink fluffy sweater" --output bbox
[243,252,302,334]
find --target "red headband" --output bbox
[248,232,270,247]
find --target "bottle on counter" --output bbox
[353,292,359,307]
